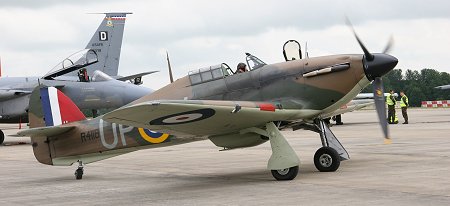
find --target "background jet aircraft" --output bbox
[19,23,398,181]
[0,12,153,145]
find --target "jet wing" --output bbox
[103,100,302,136]
[0,89,32,95]
[116,71,159,81]
[17,125,75,137]
[0,89,32,101]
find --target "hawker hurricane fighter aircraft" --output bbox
[19,23,398,180]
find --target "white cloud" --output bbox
[1,0,450,90]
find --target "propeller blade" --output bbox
[372,77,391,143]
[382,36,394,54]
[345,17,374,61]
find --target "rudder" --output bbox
[85,12,131,77]
[28,86,86,128]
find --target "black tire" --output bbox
[75,169,83,180]
[0,130,4,145]
[271,166,299,181]
[314,147,340,172]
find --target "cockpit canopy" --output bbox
[42,49,98,80]
[187,53,267,86]
[188,63,231,85]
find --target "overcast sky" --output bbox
[1,0,449,89]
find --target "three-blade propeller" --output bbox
[346,18,398,143]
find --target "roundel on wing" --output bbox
[149,108,215,125]
[138,128,169,144]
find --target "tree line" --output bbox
[362,69,450,107]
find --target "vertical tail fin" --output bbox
[28,86,86,128]
[66,12,131,77]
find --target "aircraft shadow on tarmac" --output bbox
[334,119,450,126]
[19,165,324,190]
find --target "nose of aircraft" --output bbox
[364,53,398,81]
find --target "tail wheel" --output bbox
[75,168,83,180]
[314,147,341,172]
[271,166,299,181]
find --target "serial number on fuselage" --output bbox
[80,129,99,143]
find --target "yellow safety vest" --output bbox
[400,95,408,107]
[386,93,395,106]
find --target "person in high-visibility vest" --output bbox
[386,89,397,124]
[400,91,409,124]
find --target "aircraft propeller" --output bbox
[346,18,398,143]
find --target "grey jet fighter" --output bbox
[0,12,154,144]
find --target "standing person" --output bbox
[386,90,397,124]
[400,91,409,124]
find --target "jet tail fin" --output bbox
[28,86,86,128]
[65,12,131,77]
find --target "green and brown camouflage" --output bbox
[133,54,367,114]
[26,86,205,166]
[25,52,395,165]
[20,31,398,180]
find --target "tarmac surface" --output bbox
[1,108,450,205]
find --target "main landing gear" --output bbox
[252,119,349,181]
[295,119,350,172]
[264,122,300,180]
[288,118,350,174]
[75,160,84,180]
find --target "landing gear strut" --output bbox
[241,122,300,180]
[75,160,84,180]
[266,122,300,180]
[313,119,349,172]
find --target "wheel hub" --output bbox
[277,168,290,175]
[319,154,333,167]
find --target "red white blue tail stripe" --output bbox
[40,87,86,126]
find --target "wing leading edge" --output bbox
[103,100,305,136]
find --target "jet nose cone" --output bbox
[364,53,398,81]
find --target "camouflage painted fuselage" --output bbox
[29,54,372,166]
[135,54,369,119]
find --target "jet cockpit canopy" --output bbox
[43,49,98,80]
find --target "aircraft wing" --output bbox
[17,125,75,137]
[0,89,32,101]
[116,71,159,81]
[103,100,302,136]
[0,89,32,94]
